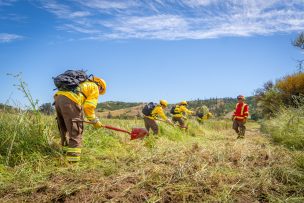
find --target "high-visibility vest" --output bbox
[233,102,249,121]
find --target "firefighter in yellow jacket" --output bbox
[54,75,106,162]
[197,112,213,123]
[171,101,194,128]
[142,100,173,135]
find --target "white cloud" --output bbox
[182,0,216,7]
[0,33,23,43]
[0,0,16,6]
[39,0,91,19]
[37,0,304,40]
[76,0,137,10]
[69,11,91,18]
[106,15,188,32]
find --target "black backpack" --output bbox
[170,105,177,114]
[196,112,204,118]
[53,70,89,92]
[142,102,157,116]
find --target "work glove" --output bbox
[231,116,235,121]
[91,118,103,128]
[243,117,247,123]
[94,121,103,128]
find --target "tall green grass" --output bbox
[0,111,60,167]
[261,96,304,150]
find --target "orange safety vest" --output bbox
[233,102,249,121]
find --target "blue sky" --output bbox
[0,0,304,107]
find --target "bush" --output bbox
[255,73,304,118]
[39,103,55,115]
[255,81,284,118]
[276,73,304,106]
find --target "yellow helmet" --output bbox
[160,100,168,107]
[180,101,188,106]
[92,76,106,95]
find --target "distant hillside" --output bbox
[0,103,20,113]
[97,101,141,112]
[96,97,256,119]
[187,96,256,117]
[97,104,145,119]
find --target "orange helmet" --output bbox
[92,76,106,95]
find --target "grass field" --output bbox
[0,111,304,202]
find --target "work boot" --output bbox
[240,129,245,138]
[66,147,81,163]
[237,131,242,139]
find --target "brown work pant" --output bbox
[233,120,246,136]
[55,95,84,148]
[172,117,186,128]
[143,117,158,135]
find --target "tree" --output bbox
[296,60,304,73]
[39,103,54,115]
[293,32,304,50]
[293,32,304,73]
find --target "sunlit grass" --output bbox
[0,111,303,202]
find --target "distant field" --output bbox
[97,104,145,118]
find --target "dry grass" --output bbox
[0,113,303,202]
[97,104,145,118]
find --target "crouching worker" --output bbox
[232,95,249,139]
[171,101,194,128]
[196,105,212,124]
[197,112,213,123]
[53,70,106,163]
[142,100,173,135]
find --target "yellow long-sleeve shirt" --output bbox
[173,105,193,118]
[54,81,99,121]
[145,105,167,120]
[197,112,212,122]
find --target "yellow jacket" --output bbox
[197,113,212,122]
[145,105,167,120]
[54,81,99,121]
[173,105,193,118]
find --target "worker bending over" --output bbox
[142,100,173,135]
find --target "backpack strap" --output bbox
[77,86,87,99]
[80,91,87,99]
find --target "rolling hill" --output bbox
[96,97,256,119]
